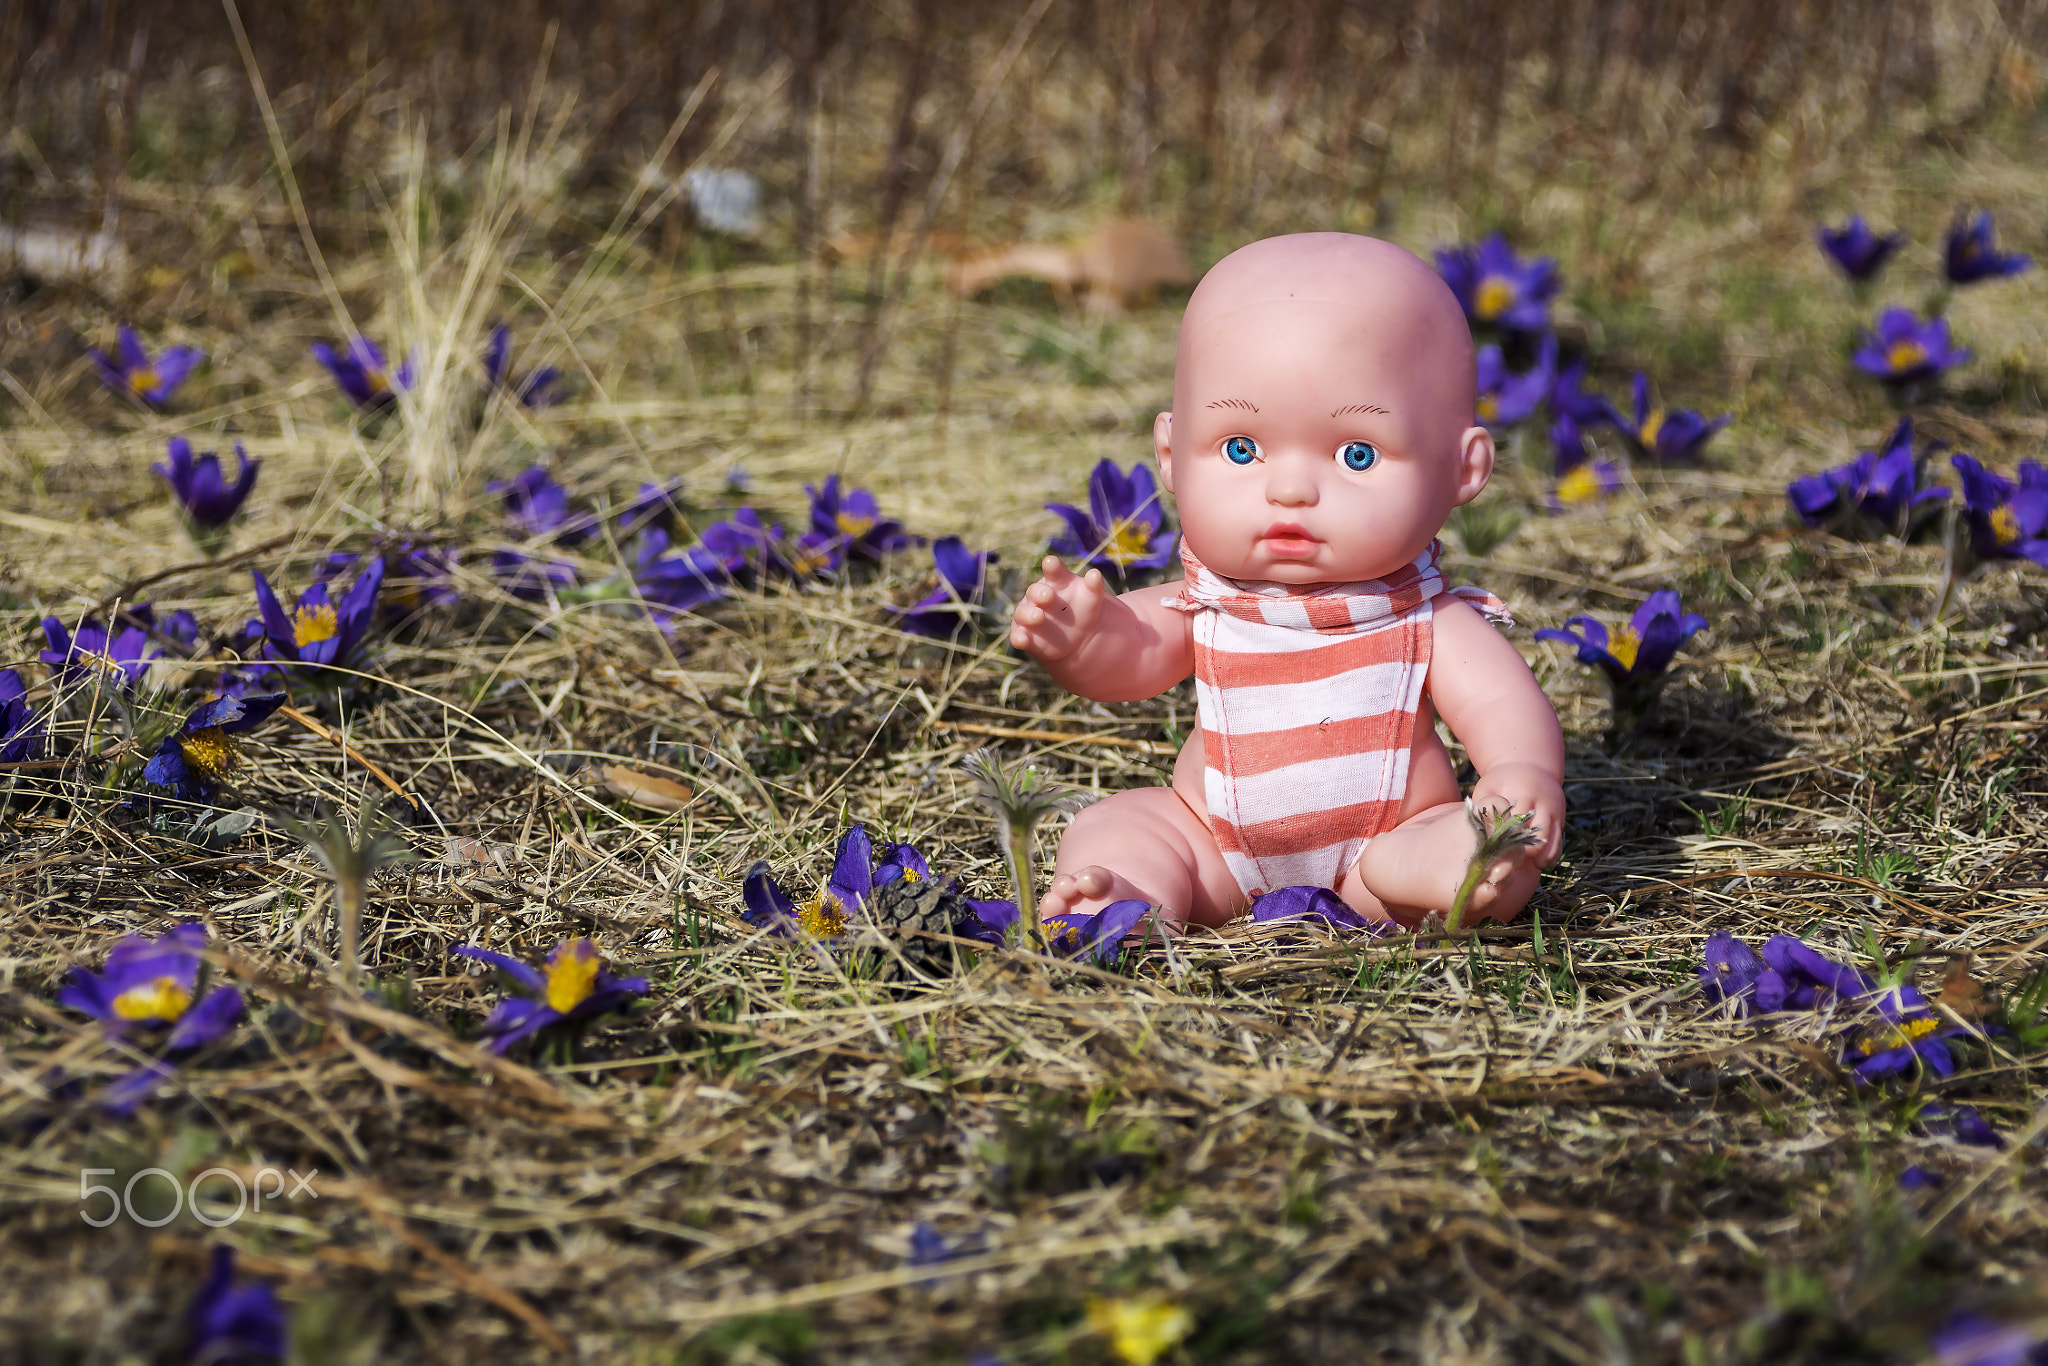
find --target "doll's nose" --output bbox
[1266,463,1318,505]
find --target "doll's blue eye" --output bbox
[1339,441,1380,472]
[1223,436,1259,465]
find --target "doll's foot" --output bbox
[1040,865,1152,924]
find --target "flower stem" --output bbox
[1444,860,1490,937]
[336,876,363,989]
[1932,502,1960,625]
[1444,802,1543,935]
[1007,823,1040,947]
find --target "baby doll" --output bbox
[1008,233,1565,930]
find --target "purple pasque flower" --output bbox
[490,465,596,542]
[90,326,203,408]
[907,1221,985,1269]
[311,337,414,412]
[318,544,459,617]
[1251,885,1384,933]
[632,528,728,618]
[1853,307,1972,388]
[0,669,45,764]
[1045,458,1177,578]
[482,324,563,407]
[40,616,159,691]
[1698,931,1771,1014]
[742,825,882,938]
[1930,1311,2048,1366]
[248,558,384,676]
[1475,334,1556,431]
[1759,932,1878,1009]
[1701,931,1877,1016]
[1944,210,2033,285]
[188,1245,288,1363]
[1786,417,1950,537]
[892,537,994,640]
[1608,373,1730,463]
[782,528,844,582]
[1042,899,1151,965]
[1899,1165,1942,1191]
[1918,1101,2005,1150]
[154,437,258,538]
[1815,216,1905,282]
[452,938,648,1053]
[701,507,788,579]
[1952,454,2048,569]
[1550,452,1623,510]
[806,475,914,562]
[1547,359,1613,430]
[741,828,1020,946]
[211,661,284,700]
[1537,591,1707,695]
[1435,233,1560,333]
[633,507,792,623]
[121,602,201,652]
[1695,931,1988,1082]
[617,480,686,535]
[56,922,245,1114]
[142,692,287,803]
[1845,981,1974,1082]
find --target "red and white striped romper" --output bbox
[1167,539,1510,897]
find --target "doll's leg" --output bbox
[1342,800,1542,928]
[1042,786,1247,930]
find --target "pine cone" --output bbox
[861,875,974,981]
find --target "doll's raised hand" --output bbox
[1470,761,1566,867]
[1009,556,1111,662]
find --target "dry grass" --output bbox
[3,6,2048,1363]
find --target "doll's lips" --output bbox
[1258,523,1321,556]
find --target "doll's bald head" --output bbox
[1153,232,1495,583]
[1173,233,1478,461]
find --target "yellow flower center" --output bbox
[1473,277,1517,321]
[544,942,601,1013]
[799,889,847,938]
[76,650,130,679]
[791,545,832,578]
[363,366,392,396]
[1476,393,1500,421]
[128,367,162,395]
[899,868,922,884]
[179,726,242,783]
[1639,410,1667,450]
[293,603,339,648]
[1102,518,1155,568]
[1607,625,1642,671]
[1087,1297,1194,1366]
[1886,339,1929,373]
[1992,503,2022,546]
[113,975,193,1022]
[1556,465,1602,505]
[1859,1015,1942,1056]
[834,511,876,538]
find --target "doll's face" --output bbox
[1154,235,1493,586]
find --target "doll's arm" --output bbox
[1426,595,1567,865]
[1010,557,1194,702]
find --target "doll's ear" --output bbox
[1451,425,1494,506]
[1153,412,1176,493]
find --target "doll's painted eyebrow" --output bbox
[1206,398,1259,412]
[1331,403,1390,417]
